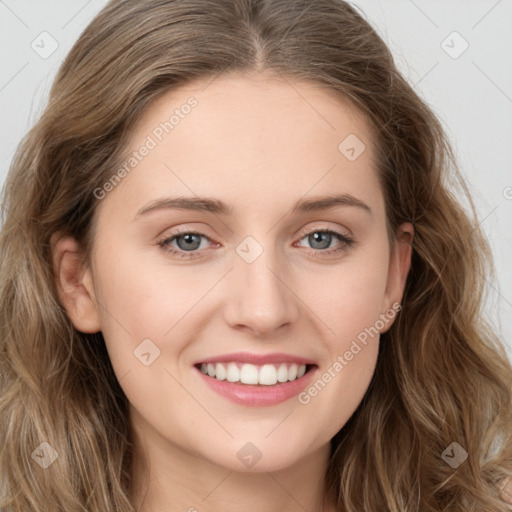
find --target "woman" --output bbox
[1,0,511,510]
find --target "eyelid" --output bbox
[300,221,353,237]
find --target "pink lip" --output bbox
[194,351,316,366]
[194,364,318,407]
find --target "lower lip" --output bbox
[195,366,318,407]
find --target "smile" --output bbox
[197,362,311,385]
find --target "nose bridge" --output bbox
[223,233,299,335]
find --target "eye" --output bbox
[295,228,355,257]
[158,230,214,259]
[157,227,355,260]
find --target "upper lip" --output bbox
[194,352,317,366]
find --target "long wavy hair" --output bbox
[1,0,511,510]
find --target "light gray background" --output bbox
[1,0,511,359]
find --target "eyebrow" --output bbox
[134,193,372,220]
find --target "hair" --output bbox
[1,0,511,510]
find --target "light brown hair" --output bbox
[1,0,511,510]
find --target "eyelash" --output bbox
[157,227,355,260]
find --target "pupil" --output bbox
[311,232,330,249]
[178,234,200,251]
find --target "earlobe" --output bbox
[51,233,102,334]
[381,222,414,330]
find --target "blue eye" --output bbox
[158,231,211,258]
[157,228,355,260]
[297,229,354,253]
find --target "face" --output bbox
[54,72,412,474]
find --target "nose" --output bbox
[222,243,300,338]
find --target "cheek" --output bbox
[90,244,194,376]
[294,253,389,418]
[93,244,199,334]
[302,251,391,343]
[91,252,199,424]
[296,268,387,438]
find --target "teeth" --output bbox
[240,364,259,384]
[226,362,240,382]
[215,363,226,381]
[199,362,308,385]
[259,364,277,385]
[276,363,288,383]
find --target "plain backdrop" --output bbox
[1,0,511,359]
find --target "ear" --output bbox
[50,232,101,333]
[380,222,414,333]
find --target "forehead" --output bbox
[131,72,372,155]
[95,72,384,225]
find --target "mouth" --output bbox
[194,361,317,386]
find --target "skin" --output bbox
[52,71,413,512]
